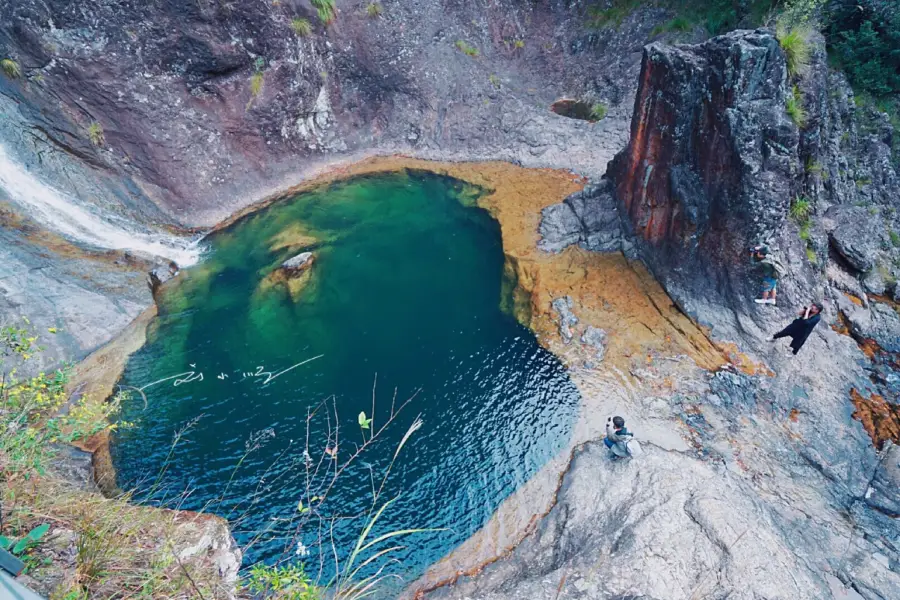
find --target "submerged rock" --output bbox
[281,251,315,274]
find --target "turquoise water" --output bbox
[111,171,578,590]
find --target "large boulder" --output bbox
[605,30,800,311]
[824,205,882,273]
[538,180,623,254]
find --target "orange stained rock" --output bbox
[850,388,900,450]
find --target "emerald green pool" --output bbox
[112,171,578,590]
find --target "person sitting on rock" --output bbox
[604,416,633,459]
[772,302,823,355]
[751,245,784,306]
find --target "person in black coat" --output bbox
[772,302,823,355]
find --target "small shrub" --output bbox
[290,18,312,37]
[311,0,336,24]
[806,246,818,264]
[366,2,383,18]
[250,72,264,98]
[1,58,21,79]
[590,103,608,121]
[455,40,479,57]
[806,159,827,178]
[88,122,105,146]
[890,230,900,247]
[513,39,525,49]
[786,85,808,128]
[489,74,501,88]
[776,22,811,78]
[790,196,812,222]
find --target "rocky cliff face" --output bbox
[448,29,900,600]
[1,0,662,367]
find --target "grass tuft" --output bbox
[786,85,807,128]
[1,58,21,78]
[88,122,104,146]
[651,16,694,37]
[790,196,812,223]
[776,22,811,78]
[366,2,383,18]
[311,0,336,24]
[291,17,313,37]
[590,103,608,121]
[455,40,480,57]
[250,72,264,98]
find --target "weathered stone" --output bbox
[825,206,881,273]
[550,296,578,343]
[147,261,180,294]
[580,325,607,361]
[537,203,582,253]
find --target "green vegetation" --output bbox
[586,0,642,30]
[790,196,818,263]
[790,196,812,223]
[366,2,383,18]
[826,0,900,98]
[591,102,609,121]
[251,72,264,98]
[455,40,480,57]
[890,230,900,247]
[1,58,21,79]
[87,122,104,146]
[245,563,319,599]
[513,39,525,49]
[311,0,337,25]
[489,74,501,88]
[776,22,812,77]
[651,16,694,37]
[786,85,808,128]
[291,17,313,37]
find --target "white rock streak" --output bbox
[0,144,201,266]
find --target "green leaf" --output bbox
[0,535,13,550]
[12,538,29,554]
[358,411,372,430]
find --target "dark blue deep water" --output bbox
[111,171,578,591]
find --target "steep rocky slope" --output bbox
[1,0,660,368]
[433,29,900,600]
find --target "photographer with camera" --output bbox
[604,415,637,459]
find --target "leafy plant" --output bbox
[88,122,104,146]
[455,40,479,57]
[311,0,336,25]
[513,39,525,49]
[806,246,818,264]
[245,563,320,599]
[489,74,501,88]
[786,85,807,127]
[776,21,811,78]
[590,103,608,121]
[890,230,900,247]
[291,18,313,37]
[1,58,21,79]
[366,2,383,18]
[0,523,50,556]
